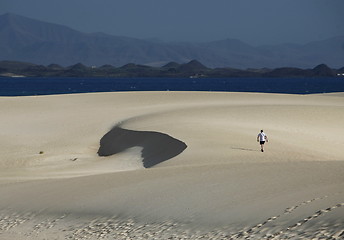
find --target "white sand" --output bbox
[0,91,343,239]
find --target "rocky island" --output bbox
[0,60,342,78]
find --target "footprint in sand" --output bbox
[0,211,35,232]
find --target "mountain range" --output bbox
[1,59,341,78]
[0,13,343,69]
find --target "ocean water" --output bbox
[0,77,344,96]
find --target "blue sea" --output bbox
[0,77,344,96]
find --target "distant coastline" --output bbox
[0,60,343,78]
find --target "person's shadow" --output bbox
[231,147,259,152]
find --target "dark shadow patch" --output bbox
[97,126,187,168]
[231,147,259,152]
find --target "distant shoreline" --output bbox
[0,60,343,79]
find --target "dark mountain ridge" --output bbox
[0,60,342,78]
[1,13,344,69]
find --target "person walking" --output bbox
[257,130,268,152]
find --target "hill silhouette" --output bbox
[0,60,342,78]
[0,13,344,68]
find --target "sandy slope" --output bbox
[0,92,343,239]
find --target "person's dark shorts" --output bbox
[260,141,265,145]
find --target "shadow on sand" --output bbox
[231,147,259,152]
[98,126,187,168]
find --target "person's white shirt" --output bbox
[258,132,266,141]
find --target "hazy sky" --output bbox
[1,0,343,45]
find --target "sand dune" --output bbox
[98,126,187,168]
[0,92,343,239]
